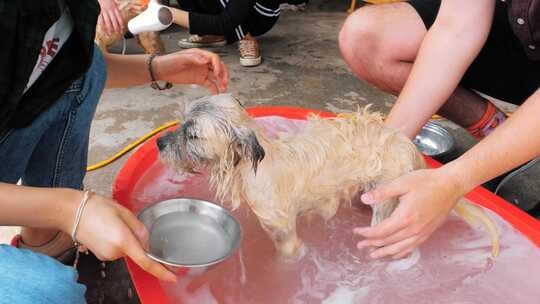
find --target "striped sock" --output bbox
[466,101,507,139]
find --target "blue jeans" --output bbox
[0,46,106,303]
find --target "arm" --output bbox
[104,48,229,93]
[171,8,189,28]
[169,0,251,37]
[353,0,499,258]
[0,184,76,229]
[356,89,540,258]
[0,183,176,282]
[385,0,495,138]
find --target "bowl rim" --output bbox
[137,197,242,268]
[417,120,456,157]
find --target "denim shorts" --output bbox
[0,45,106,303]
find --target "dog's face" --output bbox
[157,94,265,173]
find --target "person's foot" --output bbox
[177,35,226,48]
[11,231,77,264]
[238,38,262,67]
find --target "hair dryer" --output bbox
[127,0,173,35]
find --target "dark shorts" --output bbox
[408,0,540,105]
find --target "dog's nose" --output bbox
[156,136,167,151]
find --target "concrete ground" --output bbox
[1,0,539,303]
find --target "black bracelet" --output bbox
[146,53,173,90]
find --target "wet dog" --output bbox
[157,94,499,258]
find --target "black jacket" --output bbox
[0,0,99,134]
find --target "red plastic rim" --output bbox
[112,106,540,304]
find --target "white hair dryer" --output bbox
[127,0,173,35]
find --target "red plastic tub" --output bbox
[113,106,540,304]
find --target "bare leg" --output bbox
[339,3,487,128]
[438,87,488,127]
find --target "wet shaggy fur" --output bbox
[157,94,499,258]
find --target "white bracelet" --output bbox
[71,190,92,246]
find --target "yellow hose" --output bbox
[86,110,514,172]
[86,120,180,172]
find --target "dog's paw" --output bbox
[276,237,305,259]
[277,241,307,262]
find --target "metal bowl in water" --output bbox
[413,121,455,157]
[138,198,242,276]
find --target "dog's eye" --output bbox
[187,134,199,140]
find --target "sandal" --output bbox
[178,35,227,49]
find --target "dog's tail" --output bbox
[454,200,500,258]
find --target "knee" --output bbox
[339,8,382,65]
[0,245,86,303]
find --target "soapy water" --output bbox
[130,116,540,304]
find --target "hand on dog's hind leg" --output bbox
[370,200,399,227]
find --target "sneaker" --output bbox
[178,35,227,48]
[239,38,262,67]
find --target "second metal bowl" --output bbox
[414,121,455,158]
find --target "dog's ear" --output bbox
[232,128,265,173]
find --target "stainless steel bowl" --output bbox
[413,121,455,157]
[137,198,242,276]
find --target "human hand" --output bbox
[354,167,468,259]
[153,48,229,94]
[64,192,176,282]
[98,0,125,35]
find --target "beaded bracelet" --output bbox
[147,53,173,90]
